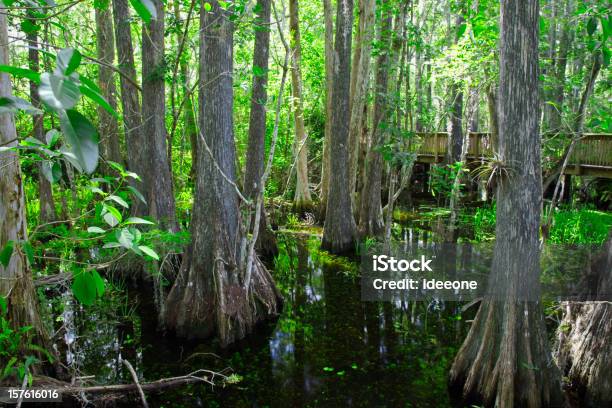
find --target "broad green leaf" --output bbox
[20,20,40,34]
[124,217,154,225]
[103,212,119,227]
[45,129,60,146]
[87,226,106,233]
[79,75,102,94]
[41,161,62,183]
[0,65,41,83]
[59,147,84,172]
[138,245,159,260]
[80,84,119,118]
[22,241,35,265]
[91,270,105,297]
[203,2,211,11]
[129,227,142,244]
[59,109,99,174]
[116,228,134,249]
[0,96,42,115]
[0,240,14,268]
[72,270,96,306]
[129,0,157,23]
[56,48,81,76]
[126,185,146,205]
[102,204,123,227]
[107,195,129,208]
[39,72,80,110]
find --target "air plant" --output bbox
[472,152,516,189]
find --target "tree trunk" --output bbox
[244,0,277,259]
[173,0,198,181]
[487,85,499,151]
[142,0,178,230]
[554,232,612,406]
[449,1,563,406]
[112,0,146,215]
[545,0,574,133]
[289,0,312,211]
[468,86,479,132]
[165,1,280,346]
[322,0,357,254]
[447,15,464,164]
[26,23,55,223]
[0,10,47,347]
[319,0,334,218]
[96,1,122,167]
[348,0,375,213]
[359,5,392,237]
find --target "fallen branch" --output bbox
[34,369,228,397]
[122,359,148,408]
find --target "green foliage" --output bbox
[0,298,53,385]
[429,162,468,199]
[463,205,612,244]
[129,0,158,23]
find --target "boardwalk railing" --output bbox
[415,132,612,177]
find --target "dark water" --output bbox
[52,208,600,407]
[58,226,475,408]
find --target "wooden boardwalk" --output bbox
[416,132,612,178]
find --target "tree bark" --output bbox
[487,85,499,151]
[165,0,280,346]
[0,10,47,347]
[447,15,464,164]
[172,0,198,181]
[544,0,574,133]
[322,0,357,254]
[449,1,563,406]
[244,0,277,259]
[26,23,55,223]
[319,0,334,218]
[142,0,178,230]
[112,0,146,215]
[359,5,392,237]
[96,1,123,167]
[348,0,375,213]
[554,232,612,406]
[289,0,312,210]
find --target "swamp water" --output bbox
[49,213,592,407]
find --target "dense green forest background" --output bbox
[0,0,610,406]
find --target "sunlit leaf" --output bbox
[87,226,106,233]
[107,195,129,208]
[56,48,81,76]
[0,240,14,268]
[0,65,40,83]
[39,72,80,110]
[59,109,99,174]
[41,160,62,183]
[138,245,159,260]
[0,96,42,115]
[80,84,119,118]
[129,0,157,23]
[124,217,154,225]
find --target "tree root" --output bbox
[449,300,563,408]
